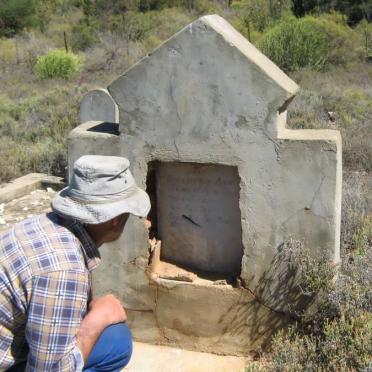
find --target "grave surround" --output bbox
[68,15,342,355]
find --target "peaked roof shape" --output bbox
[108,15,299,137]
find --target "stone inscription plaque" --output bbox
[157,162,243,275]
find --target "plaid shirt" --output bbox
[0,212,100,371]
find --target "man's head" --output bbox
[51,155,150,245]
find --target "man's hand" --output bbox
[76,294,127,363]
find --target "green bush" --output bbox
[314,12,358,65]
[257,16,329,72]
[355,19,372,61]
[34,50,82,79]
[0,0,38,37]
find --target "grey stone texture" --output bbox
[0,173,64,203]
[68,15,342,355]
[79,88,119,124]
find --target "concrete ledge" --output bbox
[69,120,120,139]
[0,173,65,203]
[124,342,248,372]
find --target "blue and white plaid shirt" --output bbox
[0,212,100,371]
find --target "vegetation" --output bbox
[0,0,38,37]
[0,1,371,370]
[258,16,329,71]
[34,49,82,79]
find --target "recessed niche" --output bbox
[146,161,243,279]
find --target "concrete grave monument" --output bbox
[68,15,342,355]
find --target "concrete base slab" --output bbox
[124,342,248,372]
[0,173,65,203]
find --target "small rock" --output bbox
[0,203,4,214]
[0,217,6,225]
[46,187,54,193]
[327,111,336,122]
[23,207,29,211]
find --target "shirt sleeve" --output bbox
[25,270,89,371]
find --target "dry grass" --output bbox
[288,62,372,172]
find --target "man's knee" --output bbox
[105,323,133,357]
[84,323,132,371]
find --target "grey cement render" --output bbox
[79,88,119,124]
[68,15,342,355]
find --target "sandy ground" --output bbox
[0,188,57,233]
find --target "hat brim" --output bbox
[51,186,151,224]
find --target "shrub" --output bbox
[341,172,372,253]
[34,49,82,79]
[314,12,358,65]
[270,312,372,371]
[257,16,329,72]
[0,0,38,37]
[233,0,292,38]
[266,205,372,371]
[352,215,372,255]
[71,22,98,51]
[355,19,372,61]
[280,238,336,298]
[108,12,153,41]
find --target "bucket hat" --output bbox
[52,155,151,224]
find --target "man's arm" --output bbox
[25,270,89,371]
[76,294,127,362]
[26,271,127,371]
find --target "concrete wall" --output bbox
[68,15,341,355]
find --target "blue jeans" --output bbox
[7,323,132,372]
[84,323,133,372]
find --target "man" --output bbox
[0,155,150,371]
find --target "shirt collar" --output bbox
[52,213,101,271]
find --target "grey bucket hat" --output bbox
[52,155,151,224]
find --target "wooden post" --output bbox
[64,31,69,53]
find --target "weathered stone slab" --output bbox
[79,88,119,124]
[0,173,64,204]
[155,280,284,354]
[157,162,243,275]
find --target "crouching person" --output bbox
[0,155,150,371]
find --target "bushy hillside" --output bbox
[0,1,371,370]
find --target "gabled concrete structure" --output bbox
[69,15,341,355]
